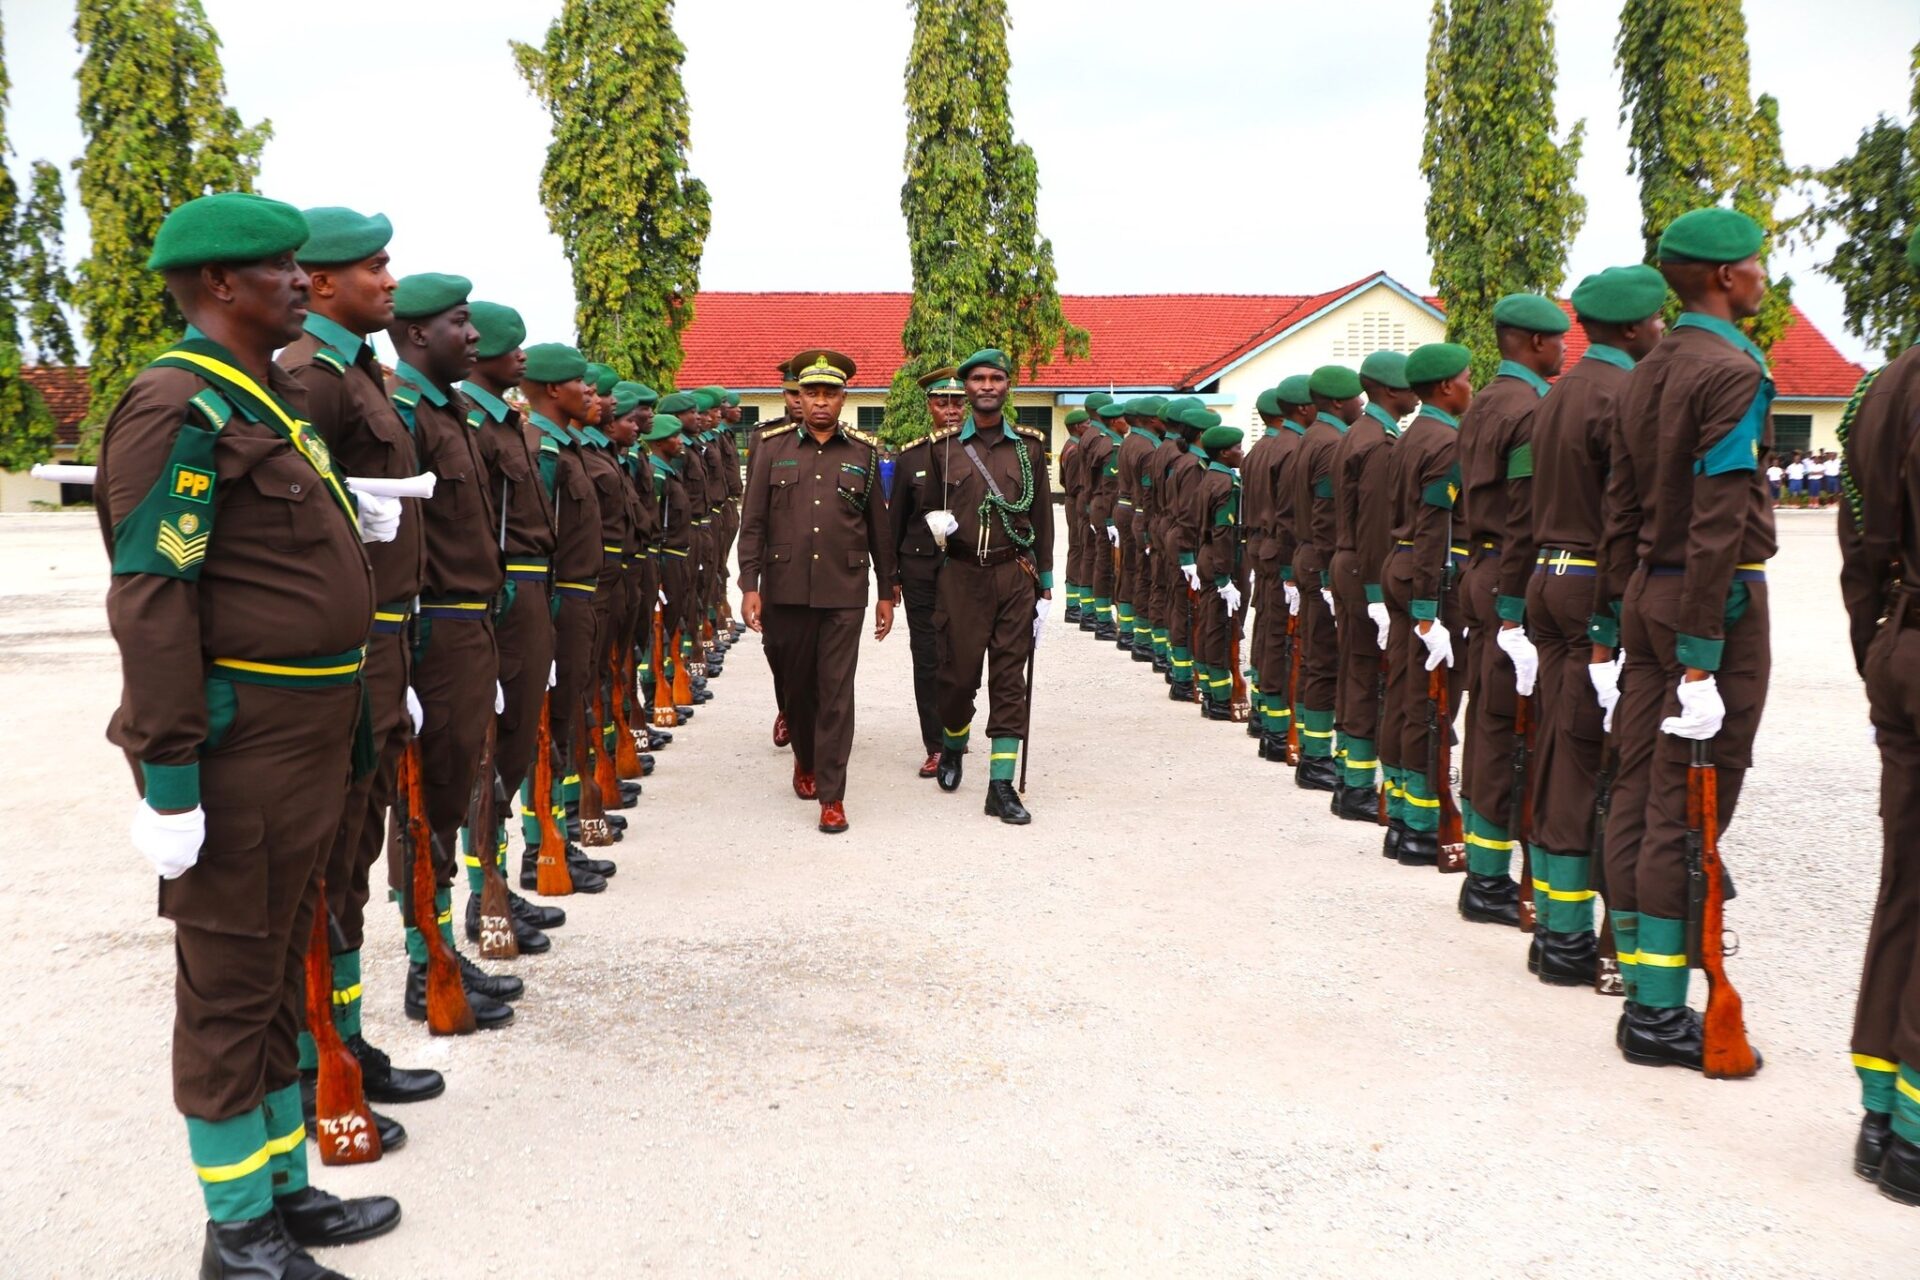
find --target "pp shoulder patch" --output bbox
[310,348,347,376]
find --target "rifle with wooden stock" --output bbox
[1284,608,1303,766]
[575,697,614,847]
[651,604,678,728]
[1511,692,1537,932]
[531,693,573,896]
[397,740,475,1035]
[466,719,518,961]
[609,646,643,781]
[1427,665,1466,873]
[1686,739,1758,1078]
[1375,653,1390,825]
[1590,734,1624,996]
[304,885,381,1165]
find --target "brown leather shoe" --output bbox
[917,753,940,779]
[772,713,790,748]
[792,762,817,800]
[819,801,848,834]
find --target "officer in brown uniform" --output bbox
[1521,266,1667,986]
[645,405,698,699]
[1455,294,1567,928]
[459,303,568,953]
[1183,417,1246,719]
[1329,352,1415,822]
[1161,399,1210,699]
[1839,225,1920,1201]
[889,366,969,777]
[920,348,1054,824]
[714,388,747,635]
[692,388,733,666]
[1140,398,1183,676]
[614,382,663,741]
[383,273,519,1028]
[1079,394,1122,640]
[1291,365,1364,791]
[1384,343,1475,865]
[738,349,897,833]
[1245,377,1312,761]
[1112,400,1157,656]
[1597,207,1774,1072]
[278,207,440,1149]
[1059,407,1089,623]
[578,369,639,827]
[667,392,716,698]
[99,192,401,1276]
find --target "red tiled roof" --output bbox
[23,365,90,447]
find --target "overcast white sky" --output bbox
[8,0,1916,365]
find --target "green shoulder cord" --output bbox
[1834,366,1882,532]
[111,388,231,579]
[979,433,1037,549]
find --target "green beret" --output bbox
[1133,395,1169,419]
[1276,375,1314,407]
[581,363,621,395]
[1308,364,1362,399]
[609,383,644,416]
[689,387,722,411]
[724,391,740,407]
[1571,265,1669,325]
[1095,402,1128,420]
[1180,406,1222,432]
[698,385,728,405]
[1084,391,1114,411]
[1358,350,1411,390]
[957,347,1011,378]
[642,415,683,442]
[1492,293,1571,334]
[626,382,659,405]
[1254,388,1284,416]
[147,192,308,271]
[468,301,526,360]
[1164,396,1202,417]
[297,207,392,265]
[522,342,587,384]
[391,272,471,319]
[1065,408,1089,426]
[1199,424,1243,453]
[1405,342,1473,386]
[1657,207,1765,264]
[657,391,698,415]
[1906,225,1920,271]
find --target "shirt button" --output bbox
[814,498,820,505]
[812,553,819,560]
[813,526,819,533]
[815,474,822,480]
[290,483,302,494]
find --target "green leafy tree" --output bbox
[1422,0,1586,385]
[513,0,710,388]
[73,0,269,458]
[1798,43,1920,360]
[884,0,1088,446]
[20,161,77,365]
[1615,0,1793,350]
[0,12,54,475]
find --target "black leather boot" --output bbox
[1132,644,1155,663]
[1167,680,1193,702]
[1858,1111,1894,1181]
[568,842,617,880]
[404,963,514,1029]
[1535,929,1599,987]
[936,747,964,792]
[508,888,565,930]
[1065,605,1082,623]
[1396,827,1439,866]
[1330,784,1378,823]
[1093,621,1116,641]
[1458,874,1521,926]
[346,1033,444,1104]
[454,948,522,1002]
[1879,1134,1920,1206]
[1383,819,1404,860]
[1294,756,1339,792]
[1203,696,1232,722]
[275,1185,402,1249]
[1619,1002,1710,1070]
[985,780,1031,825]
[649,728,672,748]
[1259,732,1290,763]
[1246,714,1262,739]
[466,892,550,954]
[1152,654,1170,675]
[199,1212,346,1280]
[298,1074,407,1153]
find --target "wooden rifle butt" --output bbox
[305,883,381,1165]
[532,696,574,897]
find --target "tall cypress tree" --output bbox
[1615,0,1793,350]
[20,161,77,366]
[513,0,710,387]
[0,10,46,474]
[885,0,1087,446]
[73,0,269,458]
[1800,43,1920,359]
[1421,0,1585,384]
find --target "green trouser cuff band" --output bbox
[1095,597,1111,610]
[1541,850,1596,934]
[520,780,541,845]
[1610,909,1640,1000]
[1896,1064,1920,1145]
[142,761,200,811]
[1674,632,1723,672]
[1464,807,1512,877]
[404,924,428,966]
[187,1108,274,1222]
[1855,1056,1896,1115]
[943,725,971,751]
[1364,582,1384,605]
[461,824,488,894]
[989,737,1019,781]
[434,887,455,950]
[261,1082,309,1197]
[1299,708,1334,758]
[1338,735,1376,786]
[332,949,362,1038]
[1402,774,1438,832]
[1634,914,1689,1008]
[563,773,580,804]
[1387,767,1407,822]
[296,1030,318,1072]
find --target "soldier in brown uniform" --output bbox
[1521,266,1667,986]
[738,349,896,832]
[1597,207,1774,1072]
[889,367,969,777]
[713,388,747,634]
[1140,398,1184,676]
[1160,401,1209,699]
[383,274,519,1028]
[458,303,568,956]
[614,383,663,741]
[1839,225,1920,1202]
[1330,352,1416,823]
[1246,377,1312,761]
[100,193,401,1276]
[920,348,1054,824]
[1112,401,1157,656]
[1291,365,1364,791]
[1454,294,1567,928]
[1183,417,1245,719]
[1384,343,1475,866]
[1079,395,1122,640]
[645,406,698,700]
[1059,408,1089,623]
[578,370,640,825]
[278,208,440,1151]
[692,389,733,667]
[667,393,716,701]
[515,345,611,895]
[758,360,803,747]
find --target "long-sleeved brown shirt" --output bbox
[1115,427,1158,531]
[1080,425,1120,531]
[1194,462,1243,588]
[1292,413,1349,586]
[391,363,502,601]
[1333,403,1400,601]
[738,422,896,608]
[890,434,942,571]
[1527,347,1631,642]
[1386,407,1462,618]
[461,382,556,563]
[912,417,1056,588]
[1837,345,1920,674]
[1458,364,1549,622]
[529,413,601,592]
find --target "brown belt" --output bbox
[951,545,1025,569]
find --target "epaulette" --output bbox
[187,388,233,432]
[843,425,880,449]
[390,386,420,430]
[465,408,487,431]
[309,348,347,377]
[1014,423,1047,443]
[926,425,962,445]
[538,435,560,456]
[760,423,799,440]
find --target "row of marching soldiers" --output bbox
[94,195,751,1278]
[1054,207,1917,1202]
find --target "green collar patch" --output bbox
[1495,360,1551,397]
[394,360,450,407]
[460,381,511,423]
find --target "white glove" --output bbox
[1660,674,1725,741]
[1032,598,1047,647]
[131,802,204,879]
[1181,563,1201,591]
[1367,602,1391,650]
[658,588,669,606]
[494,681,506,714]
[1496,625,1539,697]
[1219,582,1243,615]
[405,686,425,734]
[1588,655,1623,733]
[1106,525,1120,547]
[547,660,558,690]
[357,493,401,543]
[1320,587,1336,616]
[1284,581,1301,616]
[926,510,960,537]
[1418,620,1454,671]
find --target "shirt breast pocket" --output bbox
[770,470,797,506]
[246,453,330,554]
[835,464,868,502]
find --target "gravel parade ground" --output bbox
[3,507,1916,1278]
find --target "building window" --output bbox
[1015,406,1053,432]
[737,406,760,426]
[1330,310,1412,359]
[857,406,886,432]
[1772,413,1812,455]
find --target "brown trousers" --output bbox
[1191,579,1242,681]
[1602,571,1768,919]
[325,628,408,952]
[553,593,596,756]
[764,603,864,802]
[1090,525,1117,606]
[495,580,555,802]
[1526,566,1604,854]
[1293,549,1338,717]
[1252,564,1289,701]
[901,555,944,755]
[1149,530,1172,636]
[1114,509,1141,612]
[1854,604,1920,1069]
[1460,551,1519,831]
[1383,548,1464,772]
[1330,549,1380,743]
[412,615,498,890]
[163,682,359,1119]
[935,558,1037,741]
